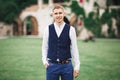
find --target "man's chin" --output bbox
[58,20,63,23]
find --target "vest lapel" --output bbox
[53,24,66,39]
[59,25,66,39]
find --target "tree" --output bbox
[70,1,85,18]
[0,0,37,24]
[84,12,101,37]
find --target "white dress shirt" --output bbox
[42,22,80,70]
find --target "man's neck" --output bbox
[56,21,64,27]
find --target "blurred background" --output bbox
[0,0,120,80]
[0,0,120,40]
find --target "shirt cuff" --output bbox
[74,63,80,70]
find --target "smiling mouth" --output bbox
[56,18,61,21]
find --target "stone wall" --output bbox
[0,22,13,37]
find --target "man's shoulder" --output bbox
[49,23,54,27]
[65,23,71,30]
[69,25,75,32]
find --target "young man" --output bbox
[42,5,80,80]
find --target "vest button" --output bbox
[57,51,59,53]
[58,40,60,42]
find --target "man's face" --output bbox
[53,8,65,23]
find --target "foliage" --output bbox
[0,0,37,24]
[53,0,70,3]
[94,2,99,7]
[84,12,101,37]
[106,0,113,6]
[69,0,120,38]
[111,9,120,37]
[43,0,49,4]
[70,1,85,18]
[100,9,112,25]
[0,1,18,23]
[100,9,115,38]
[106,0,120,6]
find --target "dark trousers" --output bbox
[46,61,73,80]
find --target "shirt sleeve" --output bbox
[70,26,80,70]
[42,26,49,65]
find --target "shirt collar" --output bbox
[54,22,65,29]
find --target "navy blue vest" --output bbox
[47,24,71,61]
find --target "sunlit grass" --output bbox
[0,37,120,80]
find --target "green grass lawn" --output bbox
[0,37,120,80]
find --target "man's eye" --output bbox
[54,13,58,15]
[59,12,62,14]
